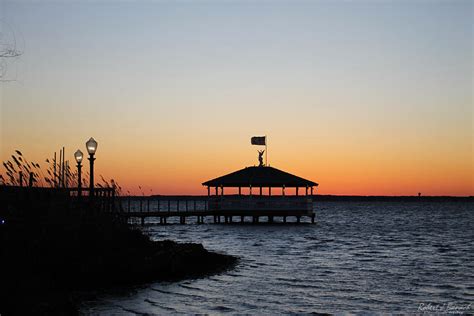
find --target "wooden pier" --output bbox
[0,187,315,226]
[118,165,318,225]
[118,195,315,225]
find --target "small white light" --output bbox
[86,137,98,155]
[74,149,84,164]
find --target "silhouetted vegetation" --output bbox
[0,149,236,315]
[1,149,122,195]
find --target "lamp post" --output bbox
[74,149,83,198]
[86,137,98,200]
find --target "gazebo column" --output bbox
[238,187,241,195]
[296,187,299,196]
[269,187,271,196]
[207,186,210,197]
[259,187,262,196]
[215,187,218,196]
[250,185,252,196]
[221,185,224,196]
[282,185,285,196]
[305,185,308,195]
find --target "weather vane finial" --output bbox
[258,150,265,167]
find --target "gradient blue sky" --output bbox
[1,1,472,195]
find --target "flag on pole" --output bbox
[251,136,266,146]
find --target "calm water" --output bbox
[80,201,474,314]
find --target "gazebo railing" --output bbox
[208,195,312,213]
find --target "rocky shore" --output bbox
[0,213,237,315]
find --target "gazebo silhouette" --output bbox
[202,165,318,223]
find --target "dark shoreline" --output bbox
[0,214,238,315]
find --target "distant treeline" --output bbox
[131,194,474,202]
[313,195,473,202]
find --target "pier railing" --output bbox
[118,195,314,214]
[118,195,209,213]
[1,186,315,225]
[116,195,316,225]
[67,187,116,213]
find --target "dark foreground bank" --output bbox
[0,214,237,315]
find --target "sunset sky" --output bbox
[0,1,472,196]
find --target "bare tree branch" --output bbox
[0,20,23,82]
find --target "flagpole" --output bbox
[265,135,268,166]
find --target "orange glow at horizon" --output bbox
[103,132,472,196]
[3,134,471,197]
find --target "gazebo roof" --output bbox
[202,166,318,188]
